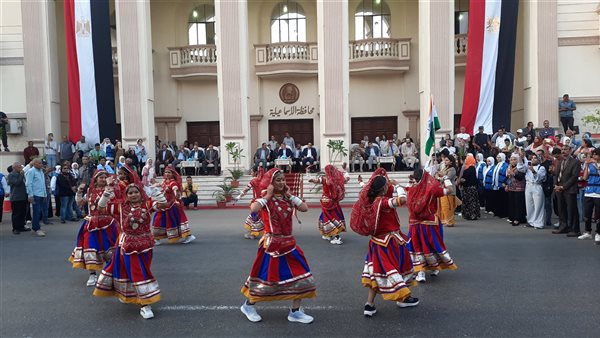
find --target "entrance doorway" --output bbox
[187,121,221,146]
[351,116,398,143]
[268,119,314,146]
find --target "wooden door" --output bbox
[186,121,221,146]
[268,119,314,146]
[351,116,398,143]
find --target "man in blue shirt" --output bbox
[559,94,576,133]
[25,158,47,236]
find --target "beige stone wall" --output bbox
[557,1,599,38]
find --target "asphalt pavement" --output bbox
[1,207,599,337]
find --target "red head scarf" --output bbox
[406,170,440,220]
[323,164,346,202]
[119,164,141,185]
[124,182,149,203]
[163,166,183,191]
[259,168,283,195]
[350,168,389,236]
[249,167,265,190]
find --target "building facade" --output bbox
[1,0,599,170]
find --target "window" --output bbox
[355,0,391,40]
[188,5,215,45]
[271,1,306,43]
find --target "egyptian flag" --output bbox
[64,0,117,144]
[460,0,519,134]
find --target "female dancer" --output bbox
[94,182,162,319]
[436,155,458,227]
[309,164,346,245]
[506,153,527,226]
[152,166,195,244]
[69,170,119,287]
[406,168,457,282]
[460,154,481,220]
[352,168,418,317]
[240,168,316,324]
[235,167,265,239]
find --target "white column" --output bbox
[523,0,558,127]
[115,0,155,155]
[215,0,251,171]
[317,0,350,166]
[418,0,454,160]
[21,0,61,142]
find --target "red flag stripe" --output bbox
[460,0,486,134]
[64,0,82,144]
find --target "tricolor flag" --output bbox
[425,96,440,156]
[64,0,117,144]
[459,0,519,134]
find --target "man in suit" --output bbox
[254,143,271,170]
[189,145,205,162]
[381,139,401,171]
[276,144,293,173]
[292,144,303,172]
[553,145,582,236]
[156,144,174,175]
[202,144,220,175]
[365,141,380,171]
[173,144,189,170]
[301,142,318,171]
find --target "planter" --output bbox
[225,195,233,203]
[216,201,227,208]
[230,180,240,188]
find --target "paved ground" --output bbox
[1,207,599,337]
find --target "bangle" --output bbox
[290,196,303,207]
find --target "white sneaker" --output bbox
[595,233,600,244]
[578,232,593,240]
[244,234,252,239]
[154,239,161,246]
[321,235,331,241]
[240,302,262,322]
[430,270,440,276]
[287,308,314,324]
[35,230,46,237]
[181,235,196,244]
[330,237,343,245]
[457,213,462,217]
[26,220,32,225]
[140,305,154,319]
[86,274,98,287]
[415,271,426,282]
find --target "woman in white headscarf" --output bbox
[117,156,126,169]
[483,156,496,214]
[141,158,156,195]
[475,153,487,208]
[490,153,509,218]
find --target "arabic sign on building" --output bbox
[268,105,315,117]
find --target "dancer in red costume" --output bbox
[94,181,163,319]
[235,167,265,239]
[406,168,457,283]
[69,170,119,287]
[152,166,195,244]
[309,164,347,245]
[351,168,418,317]
[240,168,316,324]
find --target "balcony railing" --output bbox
[168,44,218,78]
[455,34,468,57]
[349,38,410,61]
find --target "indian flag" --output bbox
[425,96,440,156]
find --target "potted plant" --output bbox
[213,192,227,208]
[225,142,245,187]
[212,182,239,204]
[326,139,348,165]
[582,108,600,138]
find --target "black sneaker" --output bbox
[12,229,21,235]
[363,304,377,317]
[20,228,31,232]
[396,297,420,308]
[4,148,9,152]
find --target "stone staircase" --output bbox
[167,171,412,206]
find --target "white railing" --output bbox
[455,34,468,57]
[255,42,318,65]
[168,44,217,68]
[349,38,411,61]
[112,47,118,66]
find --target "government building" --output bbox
[1,0,599,170]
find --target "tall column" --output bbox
[418,0,454,160]
[215,0,251,170]
[21,0,61,142]
[115,0,155,155]
[523,0,558,127]
[317,0,350,166]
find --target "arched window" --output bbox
[271,1,306,43]
[188,4,215,45]
[355,0,391,40]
